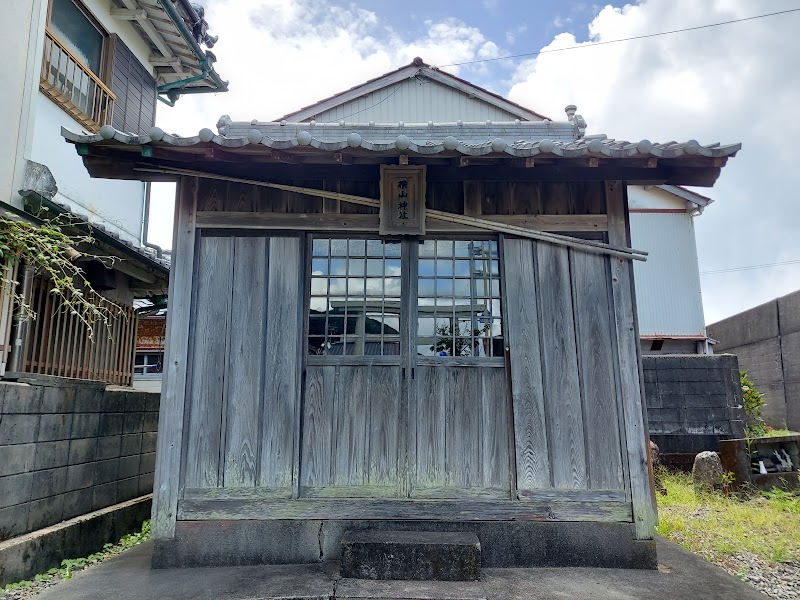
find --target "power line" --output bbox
[437,8,800,68]
[700,259,800,275]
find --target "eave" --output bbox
[62,124,740,188]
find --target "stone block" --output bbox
[708,300,779,349]
[139,452,156,474]
[92,482,118,511]
[65,462,95,492]
[0,472,34,509]
[142,411,159,433]
[99,412,125,436]
[141,432,157,453]
[62,488,92,520]
[73,386,103,413]
[97,435,122,460]
[34,440,70,470]
[0,414,39,444]
[0,443,36,476]
[30,467,68,500]
[71,413,100,438]
[0,383,41,413]
[27,493,64,531]
[777,289,800,335]
[341,530,481,581]
[118,455,140,480]
[117,477,139,502]
[137,472,154,495]
[37,413,72,441]
[120,433,142,456]
[0,502,30,541]
[95,458,120,485]
[144,393,160,413]
[68,437,97,465]
[40,385,75,414]
[123,412,144,434]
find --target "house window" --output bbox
[416,240,503,357]
[308,238,402,356]
[134,352,164,376]
[41,0,115,130]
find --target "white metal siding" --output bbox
[309,79,521,123]
[630,212,706,337]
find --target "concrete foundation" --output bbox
[0,495,151,587]
[152,520,657,570]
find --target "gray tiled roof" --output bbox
[62,122,741,160]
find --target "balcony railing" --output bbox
[40,29,115,132]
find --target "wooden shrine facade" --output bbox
[63,121,739,568]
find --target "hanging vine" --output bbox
[0,212,123,340]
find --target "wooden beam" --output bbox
[150,177,197,540]
[110,7,146,19]
[195,211,607,233]
[177,497,633,522]
[139,166,645,261]
[606,180,658,540]
[334,152,352,165]
[399,154,409,165]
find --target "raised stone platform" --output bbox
[340,531,481,581]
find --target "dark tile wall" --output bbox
[644,354,745,454]
[0,380,158,542]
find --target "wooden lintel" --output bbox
[646,157,658,168]
[273,150,298,164]
[196,211,608,233]
[588,157,599,168]
[525,158,535,168]
[459,157,470,168]
[399,154,409,165]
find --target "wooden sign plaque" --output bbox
[379,165,426,236]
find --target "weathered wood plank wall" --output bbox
[161,177,653,534]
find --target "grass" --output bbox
[0,521,150,594]
[754,428,796,439]
[655,470,800,564]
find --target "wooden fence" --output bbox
[21,277,137,386]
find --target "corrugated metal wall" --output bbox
[630,212,706,337]
[308,79,521,123]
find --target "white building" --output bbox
[0,0,225,381]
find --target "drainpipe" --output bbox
[141,182,164,258]
[7,263,34,373]
[155,0,228,103]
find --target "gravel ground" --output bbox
[718,552,800,600]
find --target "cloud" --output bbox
[507,0,800,322]
[149,0,507,248]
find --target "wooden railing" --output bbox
[40,29,115,132]
[21,277,138,386]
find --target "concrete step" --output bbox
[340,531,481,582]
[336,578,487,600]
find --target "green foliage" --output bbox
[740,371,767,438]
[0,212,123,340]
[0,520,150,594]
[656,470,800,564]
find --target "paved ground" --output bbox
[33,538,767,600]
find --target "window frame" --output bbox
[46,0,111,83]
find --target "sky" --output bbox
[149,0,800,324]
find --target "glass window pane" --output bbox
[454,279,471,297]
[454,241,472,258]
[330,239,348,255]
[51,0,103,74]
[436,240,454,257]
[348,239,366,256]
[454,260,471,277]
[310,278,327,295]
[418,278,436,296]
[312,239,329,256]
[367,259,383,276]
[385,259,401,276]
[419,240,436,258]
[436,260,454,277]
[384,242,401,257]
[349,258,365,276]
[311,258,328,275]
[367,239,383,257]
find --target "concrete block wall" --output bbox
[708,289,800,430]
[0,378,158,542]
[643,354,745,454]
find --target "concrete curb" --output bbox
[0,495,151,586]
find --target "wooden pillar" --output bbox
[151,176,198,539]
[605,180,657,540]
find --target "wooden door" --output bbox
[299,238,406,498]
[409,239,512,499]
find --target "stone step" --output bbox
[336,578,487,600]
[340,531,481,582]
